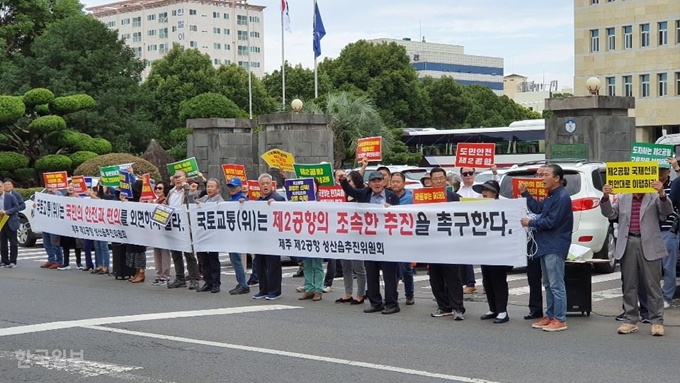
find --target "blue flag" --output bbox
[313,1,325,58]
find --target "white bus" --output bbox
[401,119,546,168]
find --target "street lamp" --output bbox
[586,77,601,95]
[291,99,303,113]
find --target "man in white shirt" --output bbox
[165,170,200,290]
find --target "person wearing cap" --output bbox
[225,177,250,295]
[473,180,512,324]
[420,174,432,188]
[339,171,401,314]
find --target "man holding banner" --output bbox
[225,177,250,295]
[195,179,224,294]
[0,182,22,268]
[166,170,200,290]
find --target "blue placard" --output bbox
[119,169,133,198]
[284,178,316,202]
[84,177,93,189]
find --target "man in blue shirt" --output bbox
[225,177,250,295]
[520,164,573,332]
[390,172,415,305]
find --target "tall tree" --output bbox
[215,64,277,116]
[420,76,472,128]
[262,62,332,106]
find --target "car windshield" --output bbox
[500,170,582,198]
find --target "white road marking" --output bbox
[0,305,301,337]
[84,325,500,383]
[592,287,624,302]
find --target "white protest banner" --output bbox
[189,199,528,266]
[32,193,192,253]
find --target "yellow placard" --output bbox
[0,215,8,231]
[606,161,658,194]
[260,149,295,172]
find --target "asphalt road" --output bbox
[1,246,679,383]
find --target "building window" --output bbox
[237,15,248,25]
[224,28,230,35]
[590,29,599,52]
[237,45,248,56]
[591,0,598,4]
[214,58,221,65]
[225,59,231,65]
[132,32,141,42]
[106,21,116,28]
[250,31,260,38]
[250,46,260,53]
[147,29,156,36]
[147,44,158,52]
[159,28,168,38]
[676,72,680,95]
[225,44,230,50]
[658,22,668,45]
[159,43,168,54]
[213,43,221,49]
[249,16,260,23]
[189,25,197,32]
[189,9,196,15]
[213,27,221,34]
[121,33,130,40]
[223,13,229,19]
[121,18,130,25]
[251,61,260,68]
[133,47,142,58]
[172,26,177,32]
[190,41,197,48]
[238,30,248,41]
[623,25,632,49]
[640,24,650,47]
[158,12,168,23]
[676,20,680,44]
[623,75,632,97]
[606,27,615,50]
[658,73,668,96]
[640,74,650,98]
[147,14,156,21]
[213,12,220,18]
[606,77,615,96]
[132,17,141,27]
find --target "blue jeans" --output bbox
[465,264,476,287]
[540,253,566,322]
[398,263,415,297]
[94,241,110,268]
[84,240,94,268]
[661,230,678,303]
[43,232,63,264]
[230,253,247,289]
[249,255,259,283]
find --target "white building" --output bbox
[88,0,265,79]
[503,74,573,113]
[368,38,504,95]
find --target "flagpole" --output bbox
[246,1,252,119]
[313,0,318,99]
[281,1,286,110]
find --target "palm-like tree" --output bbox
[305,92,393,169]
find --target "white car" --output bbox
[354,165,431,188]
[499,161,617,273]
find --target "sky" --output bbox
[82,0,575,89]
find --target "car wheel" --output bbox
[594,226,616,274]
[18,216,37,248]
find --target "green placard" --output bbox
[99,163,132,187]
[550,144,589,160]
[293,163,334,186]
[631,142,673,168]
[167,157,199,177]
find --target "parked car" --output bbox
[500,160,617,273]
[353,165,431,188]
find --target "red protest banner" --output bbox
[222,164,247,183]
[71,176,87,193]
[141,173,156,201]
[455,143,495,167]
[317,185,346,202]
[247,180,276,200]
[511,177,547,201]
[43,171,68,189]
[412,187,447,204]
[356,136,383,162]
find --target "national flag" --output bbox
[281,0,291,32]
[313,1,326,58]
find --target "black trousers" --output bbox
[429,264,465,313]
[257,255,282,296]
[481,265,511,314]
[365,261,399,309]
[199,252,221,287]
[527,256,543,313]
[0,225,18,265]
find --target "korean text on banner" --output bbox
[71,176,87,194]
[167,157,199,178]
[140,173,155,201]
[99,163,132,188]
[119,169,133,198]
[356,136,382,162]
[317,186,345,202]
[43,171,68,190]
[260,149,295,172]
[151,205,176,226]
[511,177,547,201]
[630,142,674,168]
[412,187,447,204]
[32,193,192,253]
[222,164,247,183]
[247,180,277,200]
[293,163,334,186]
[606,161,658,193]
[189,199,527,266]
[285,178,316,202]
[455,143,495,167]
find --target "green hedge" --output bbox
[15,187,43,201]
[69,151,99,168]
[49,94,96,114]
[0,152,30,172]
[75,137,112,155]
[34,154,72,172]
[23,88,55,106]
[179,92,247,120]
[0,96,26,123]
[28,115,67,134]
[34,104,51,116]
[74,152,161,181]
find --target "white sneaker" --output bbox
[7,263,16,269]
[664,301,670,309]
[76,265,84,270]
[57,265,72,270]
[322,286,332,293]
[295,285,305,292]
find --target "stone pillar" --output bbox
[257,113,334,177]
[186,118,258,184]
[544,96,635,162]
